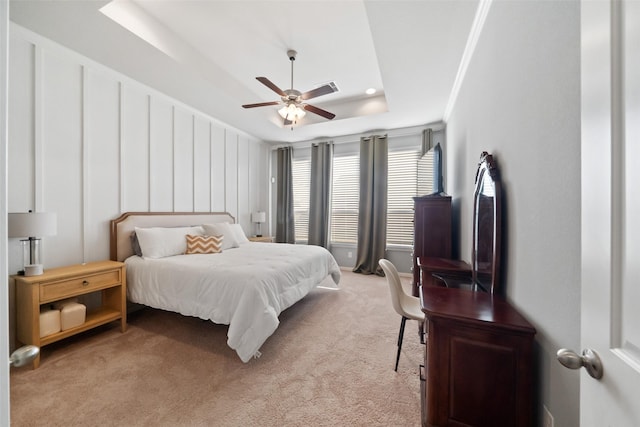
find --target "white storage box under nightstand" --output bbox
[60,302,86,331]
[39,309,61,338]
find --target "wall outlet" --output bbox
[543,405,554,427]
[347,251,353,258]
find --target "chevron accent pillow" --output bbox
[185,234,223,254]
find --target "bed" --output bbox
[110,212,341,362]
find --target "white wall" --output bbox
[445,1,581,425]
[7,24,270,272]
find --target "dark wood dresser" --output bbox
[412,195,452,295]
[419,286,536,427]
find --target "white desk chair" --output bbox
[379,259,425,371]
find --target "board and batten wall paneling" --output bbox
[248,140,259,237]
[7,24,270,271]
[149,96,173,211]
[7,36,34,213]
[85,68,120,262]
[237,135,250,230]
[193,115,211,212]
[210,124,226,212]
[41,50,83,267]
[121,84,150,212]
[173,107,194,211]
[225,130,238,219]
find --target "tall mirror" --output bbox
[424,151,502,295]
[472,152,502,293]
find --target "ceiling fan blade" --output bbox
[256,77,286,96]
[242,101,280,108]
[303,104,336,120]
[300,83,338,101]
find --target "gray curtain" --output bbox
[353,135,388,275]
[308,142,333,248]
[421,128,433,156]
[276,147,295,243]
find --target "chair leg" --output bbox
[395,316,407,371]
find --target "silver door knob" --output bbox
[9,345,39,368]
[557,348,603,379]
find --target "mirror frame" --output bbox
[472,152,502,294]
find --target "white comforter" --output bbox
[125,242,341,362]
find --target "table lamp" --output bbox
[251,211,266,237]
[8,211,57,276]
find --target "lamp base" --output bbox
[24,264,43,276]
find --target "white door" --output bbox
[579,0,640,424]
[1,1,10,425]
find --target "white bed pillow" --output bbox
[229,223,250,244]
[202,223,239,249]
[134,226,204,259]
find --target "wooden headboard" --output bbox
[109,212,235,262]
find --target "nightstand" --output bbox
[14,260,126,369]
[249,236,274,243]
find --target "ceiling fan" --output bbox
[242,49,338,127]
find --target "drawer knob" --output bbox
[82,280,89,287]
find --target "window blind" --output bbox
[330,154,359,243]
[292,158,310,242]
[387,149,421,246]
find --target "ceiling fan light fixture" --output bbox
[278,103,306,121]
[243,49,337,126]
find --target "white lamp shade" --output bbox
[251,211,266,223]
[8,212,57,238]
[278,103,306,121]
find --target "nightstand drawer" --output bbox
[40,269,121,302]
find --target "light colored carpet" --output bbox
[10,269,423,426]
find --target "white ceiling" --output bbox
[9,0,480,144]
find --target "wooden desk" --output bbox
[418,256,471,288]
[419,286,536,427]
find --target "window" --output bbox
[330,154,359,243]
[293,139,427,247]
[387,149,421,246]
[292,158,310,242]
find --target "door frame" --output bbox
[1,0,11,424]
